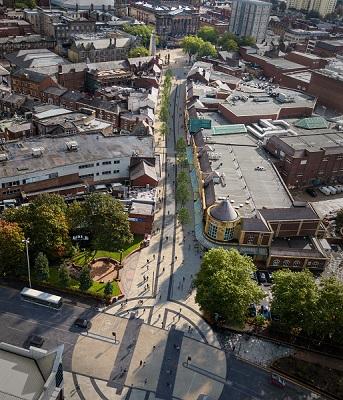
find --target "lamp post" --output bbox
[22,238,31,288]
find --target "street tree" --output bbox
[176,181,190,205]
[0,220,25,277]
[79,193,133,251]
[122,24,157,48]
[176,137,187,154]
[316,277,343,343]
[34,252,49,281]
[79,266,92,292]
[178,207,190,225]
[224,39,239,52]
[195,248,264,326]
[197,26,218,44]
[128,47,149,58]
[58,262,71,287]
[181,35,204,61]
[199,41,217,58]
[271,269,318,335]
[104,281,113,297]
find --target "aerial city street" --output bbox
[0,1,342,400]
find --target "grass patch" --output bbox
[47,267,121,297]
[72,235,143,266]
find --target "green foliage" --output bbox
[178,207,190,225]
[58,263,70,287]
[122,24,157,48]
[159,70,173,125]
[104,281,113,297]
[34,252,49,281]
[181,35,217,60]
[79,266,92,292]
[76,193,133,252]
[197,26,218,44]
[128,46,149,58]
[176,137,187,153]
[4,194,71,260]
[225,39,239,51]
[176,181,190,205]
[271,269,318,335]
[198,41,217,58]
[255,314,265,327]
[195,248,264,326]
[0,220,25,277]
[15,0,36,8]
[239,36,256,46]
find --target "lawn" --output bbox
[72,235,143,266]
[48,267,121,297]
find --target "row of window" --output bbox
[79,170,120,179]
[79,160,121,169]
[207,223,235,241]
[272,259,320,267]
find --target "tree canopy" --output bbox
[34,252,49,281]
[122,24,156,48]
[197,26,219,44]
[195,248,264,326]
[128,46,149,58]
[0,220,25,277]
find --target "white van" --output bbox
[335,185,343,193]
[319,187,331,196]
[327,186,337,195]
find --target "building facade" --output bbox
[285,0,337,17]
[229,0,272,43]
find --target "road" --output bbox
[0,51,322,400]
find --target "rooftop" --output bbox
[194,112,292,217]
[283,70,312,83]
[270,237,326,258]
[6,49,68,69]
[0,133,153,179]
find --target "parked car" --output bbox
[319,186,331,196]
[265,271,273,283]
[271,373,286,388]
[74,318,91,329]
[305,188,317,197]
[327,186,337,195]
[27,335,44,348]
[258,272,267,283]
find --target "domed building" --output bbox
[204,199,242,242]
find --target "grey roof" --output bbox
[210,199,238,221]
[43,86,67,96]
[259,207,319,222]
[6,49,67,69]
[61,90,83,102]
[242,217,270,232]
[12,68,49,83]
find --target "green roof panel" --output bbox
[189,118,212,133]
[294,117,329,130]
[212,124,247,135]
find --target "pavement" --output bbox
[0,50,322,400]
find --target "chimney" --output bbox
[90,3,94,11]
[102,4,105,12]
[202,68,206,77]
[58,64,62,73]
[110,37,112,46]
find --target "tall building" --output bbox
[229,0,272,43]
[286,0,337,17]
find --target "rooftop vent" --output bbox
[0,153,8,162]
[66,141,78,152]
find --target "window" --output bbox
[102,161,111,165]
[102,171,111,175]
[224,227,234,241]
[79,173,94,178]
[113,160,120,164]
[207,223,218,239]
[49,172,58,179]
[300,160,307,165]
[272,259,280,266]
[79,163,94,169]
[293,260,301,266]
[283,260,290,266]
[113,170,120,174]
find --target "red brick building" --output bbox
[284,51,328,70]
[11,69,60,99]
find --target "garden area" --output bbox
[0,193,142,302]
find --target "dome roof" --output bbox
[210,199,238,222]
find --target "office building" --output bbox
[229,0,272,43]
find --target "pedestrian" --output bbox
[162,256,165,260]
[143,361,146,366]
[182,276,185,282]
[153,345,156,351]
[153,254,155,259]
[147,265,149,271]
[175,256,177,260]
[147,259,150,264]
[143,308,146,313]
[158,314,161,319]
[159,294,162,300]
[162,267,165,272]
[190,274,193,279]
[143,275,145,281]
[179,308,182,313]
[144,378,147,385]
[140,360,143,366]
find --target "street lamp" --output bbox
[22,238,31,288]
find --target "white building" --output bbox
[229,0,272,43]
[286,0,337,17]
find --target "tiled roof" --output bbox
[259,206,319,221]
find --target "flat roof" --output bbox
[197,114,292,217]
[270,237,325,258]
[278,132,343,153]
[0,134,154,179]
[283,70,312,83]
[0,349,45,400]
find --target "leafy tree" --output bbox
[128,46,150,58]
[122,24,157,48]
[176,137,187,153]
[217,32,238,48]
[199,41,217,58]
[197,26,218,44]
[177,170,188,184]
[34,252,49,281]
[78,193,133,251]
[176,181,190,205]
[58,263,71,287]
[181,35,204,61]
[0,220,25,277]
[240,36,256,46]
[104,281,113,297]
[4,194,71,259]
[315,277,343,343]
[225,39,239,52]
[79,266,92,292]
[271,269,318,335]
[178,207,190,225]
[195,248,264,326]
